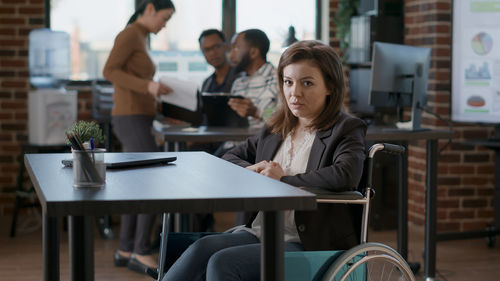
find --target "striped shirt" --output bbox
[230,62,278,122]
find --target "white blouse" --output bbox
[235,129,316,243]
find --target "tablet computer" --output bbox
[200,92,248,127]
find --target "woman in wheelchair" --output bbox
[162,40,367,281]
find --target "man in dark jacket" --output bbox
[199,29,240,93]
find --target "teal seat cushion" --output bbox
[285,250,366,281]
[285,251,343,281]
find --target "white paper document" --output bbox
[159,76,198,111]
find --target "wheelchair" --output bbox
[153,143,416,281]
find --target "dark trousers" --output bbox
[112,115,159,255]
[162,231,304,281]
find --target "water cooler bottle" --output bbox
[28,28,77,145]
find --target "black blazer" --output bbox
[223,112,367,251]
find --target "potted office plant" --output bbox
[333,0,360,54]
[65,120,105,149]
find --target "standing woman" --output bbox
[103,0,175,275]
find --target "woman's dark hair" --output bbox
[242,29,270,61]
[127,0,175,25]
[267,40,345,137]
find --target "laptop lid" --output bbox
[62,153,176,169]
[104,153,177,169]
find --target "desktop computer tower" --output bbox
[28,89,77,145]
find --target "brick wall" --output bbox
[329,0,351,108]
[328,0,495,232]
[0,0,92,216]
[329,0,341,50]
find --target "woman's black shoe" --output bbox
[113,250,130,267]
[127,254,157,276]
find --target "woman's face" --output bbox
[282,60,330,124]
[150,8,174,34]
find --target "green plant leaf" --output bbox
[334,0,360,53]
[65,120,105,147]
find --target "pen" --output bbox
[90,138,95,163]
[66,132,90,181]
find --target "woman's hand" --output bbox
[148,81,173,98]
[259,161,285,181]
[246,160,269,173]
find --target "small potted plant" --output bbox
[65,120,106,189]
[65,120,105,149]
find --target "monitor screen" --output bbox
[368,42,431,129]
[369,42,431,110]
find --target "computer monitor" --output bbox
[369,42,431,130]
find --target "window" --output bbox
[150,0,222,51]
[50,0,135,80]
[236,0,316,66]
[50,0,220,84]
[50,0,320,83]
[150,0,222,86]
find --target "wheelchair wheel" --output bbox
[321,242,416,281]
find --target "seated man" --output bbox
[199,29,240,94]
[198,29,246,128]
[160,29,240,127]
[161,40,367,281]
[218,30,279,225]
[228,29,278,125]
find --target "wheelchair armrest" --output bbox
[301,187,364,200]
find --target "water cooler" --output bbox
[28,28,77,145]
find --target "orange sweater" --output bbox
[103,22,156,116]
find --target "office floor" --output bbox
[1,213,499,281]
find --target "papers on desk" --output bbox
[396,120,413,130]
[159,76,198,112]
[152,119,171,131]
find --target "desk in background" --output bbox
[25,152,316,281]
[152,125,262,151]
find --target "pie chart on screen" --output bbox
[471,32,493,55]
